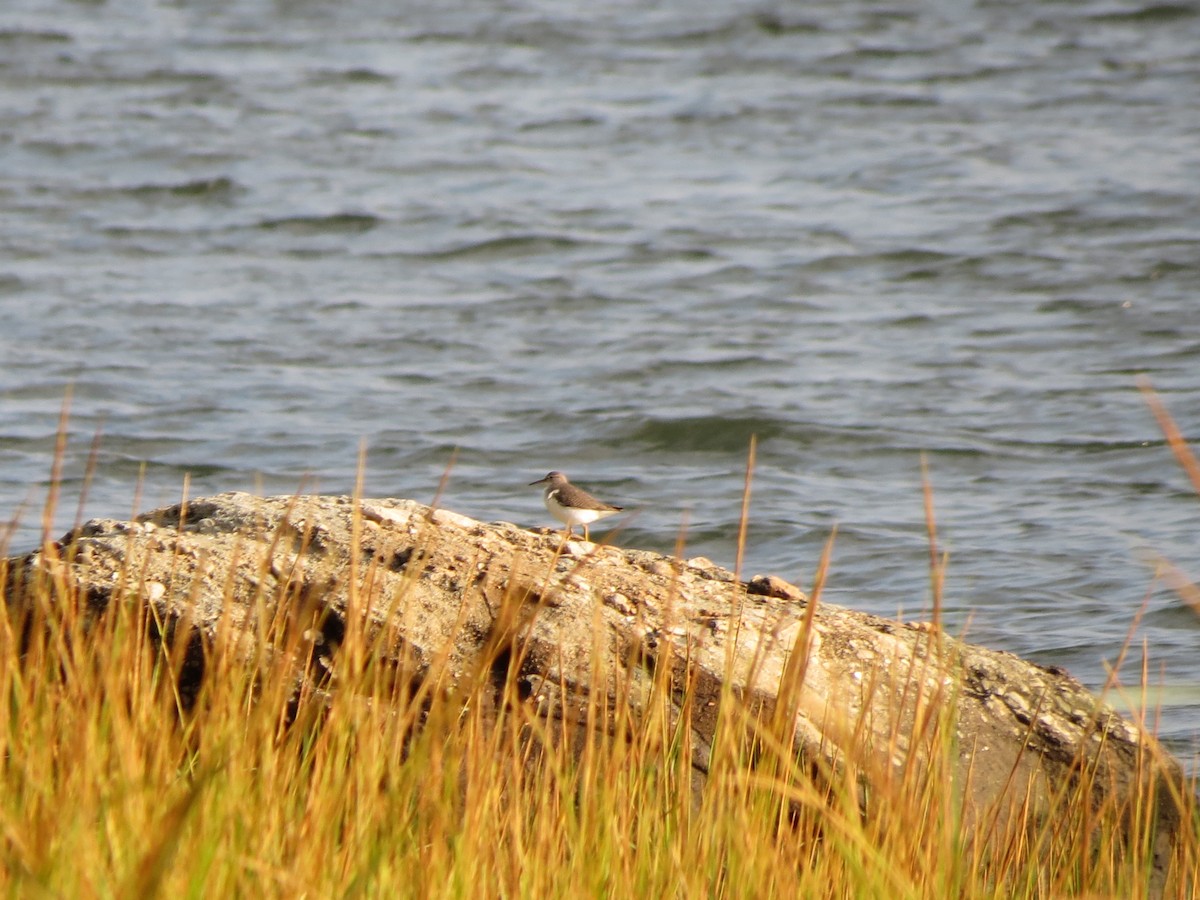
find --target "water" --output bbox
[2,0,1199,762]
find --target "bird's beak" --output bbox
[529,477,547,486]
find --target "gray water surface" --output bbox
[2,0,1199,761]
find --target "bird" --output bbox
[529,471,623,542]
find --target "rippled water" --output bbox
[2,0,1199,760]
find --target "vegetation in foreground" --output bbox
[1,393,1198,898]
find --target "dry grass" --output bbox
[1,400,1198,898]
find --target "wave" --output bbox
[256,213,382,234]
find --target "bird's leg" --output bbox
[583,524,590,542]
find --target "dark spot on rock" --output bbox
[146,617,206,712]
[283,685,333,730]
[176,630,206,710]
[1036,663,1071,678]
[489,644,513,693]
[154,504,185,526]
[745,574,807,603]
[298,608,346,684]
[85,584,112,613]
[306,525,330,554]
[515,674,535,702]
[318,608,346,649]
[390,547,413,571]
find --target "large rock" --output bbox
[4,492,1186,886]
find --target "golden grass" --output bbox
[1,401,1198,898]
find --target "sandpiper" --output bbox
[529,471,623,542]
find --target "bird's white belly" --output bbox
[546,494,616,527]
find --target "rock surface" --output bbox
[4,492,1187,886]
